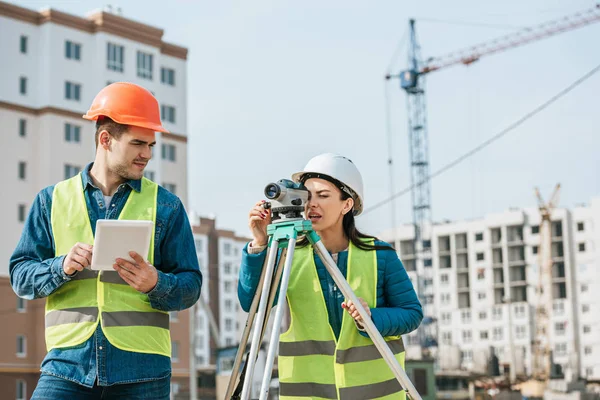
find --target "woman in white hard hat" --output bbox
[238,153,423,400]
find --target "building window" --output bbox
[585,346,592,355]
[480,331,488,339]
[532,245,538,255]
[224,262,232,274]
[582,304,590,313]
[475,232,483,241]
[171,341,179,361]
[65,81,81,101]
[224,281,232,293]
[161,143,176,161]
[553,301,565,315]
[171,383,180,395]
[479,311,487,320]
[492,307,503,320]
[195,238,203,253]
[16,335,26,357]
[64,123,81,143]
[583,325,591,334]
[582,284,588,292]
[586,368,594,377]
[225,299,233,312]
[493,327,503,341]
[461,310,471,323]
[441,293,450,303]
[224,242,232,255]
[16,380,26,400]
[19,119,27,137]
[17,297,26,313]
[423,258,432,267]
[477,269,485,280]
[516,325,526,339]
[18,161,26,180]
[441,312,451,324]
[225,318,233,331]
[531,225,539,234]
[19,76,27,95]
[555,343,567,356]
[169,311,178,322]
[554,322,566,335]
[163,183,176,194]
[478,292,486,300]
[107,43,124,72]
[442,332,452,345]
[515,304,526,318]
[161,105,176,123]
[65,40,81,60]
[161,67,175,85]
[476,252,484,261]
[578,243,586,252]
[18,204,26,223]
[20,35,28,54]
[577,222,584,232]
[440,274,449,285]
[137,51,153,79]
[461,350,473,362]
[462,330,472,343]
[64,164,81,179]
[144,170,155,181]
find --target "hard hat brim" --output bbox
[82,111,169,133]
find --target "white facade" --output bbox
[193,232,211,367]
[217,236,246,348]
[381,197,600,380]
[571,198,600,380]
[0,3,188,276]
[192,222,250,369]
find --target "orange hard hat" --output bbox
[83,82,169,133]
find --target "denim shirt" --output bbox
[9,163,202,387]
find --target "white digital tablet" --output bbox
[91,219,154,271]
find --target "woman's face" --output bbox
[304,178,353,231]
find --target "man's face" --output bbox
[107,126,156,181]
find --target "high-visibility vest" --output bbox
[278,240,406,400]
[45,173,171,357]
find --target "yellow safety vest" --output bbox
[45,173,171,357]
[278,240,406,400]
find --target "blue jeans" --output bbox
[31,373,170,399]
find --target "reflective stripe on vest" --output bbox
[278,240,406,400]
[46,174,171,357]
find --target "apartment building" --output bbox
[381,197,600,381]
[0,1,190,398]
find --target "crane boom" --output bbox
[420,4,600,74]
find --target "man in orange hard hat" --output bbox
[10,82,202,399]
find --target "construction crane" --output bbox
[385,4,600,352]
[533,184,561,378]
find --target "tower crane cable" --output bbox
[365,61,600,216]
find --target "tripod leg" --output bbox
[240,240,280,400]
[230,249,288,399]
[225,252,271,399]
[258,238,297,400]
[311,238,423,400]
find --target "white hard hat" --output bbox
[292,153,364,216]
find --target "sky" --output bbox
[10,0,600,238]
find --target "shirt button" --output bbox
[112,204,116,207]
[99,346,103,350]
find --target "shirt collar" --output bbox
[82,162,142,193]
